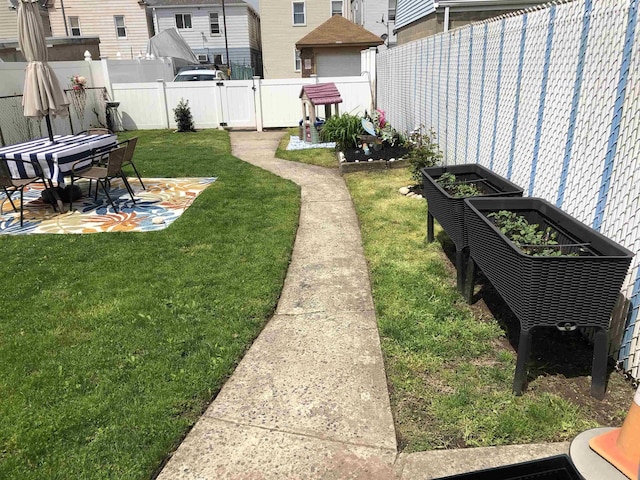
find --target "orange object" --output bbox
[590,387,640,479]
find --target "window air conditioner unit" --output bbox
[197,54,208,63]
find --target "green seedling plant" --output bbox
[320,113,364,151]
[488,210,578,257]
[404,125,442,182]
[436,172,483,198]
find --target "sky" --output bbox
[245,0,259,13]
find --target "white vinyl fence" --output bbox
[112,75,373,131]
[378,0,640,382]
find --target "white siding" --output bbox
[153,5,252,51]
[48,0,152,59]
[395,0,434,30]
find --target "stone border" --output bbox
[337,151,409,175]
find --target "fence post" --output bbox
[157,80,170,129]
[253,76,263,132]
[100,56,114,101]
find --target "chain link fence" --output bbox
[378,0,640,383]
[0,87,109,146]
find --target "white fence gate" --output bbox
[111,76,373,131]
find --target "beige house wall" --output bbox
[0,5,51,40]
[0,5,18,39]
[48,0,153,59]
[261,0,336,79]
[396,9,517,45]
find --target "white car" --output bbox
[173,70,228,82]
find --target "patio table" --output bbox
[0,134,117,185]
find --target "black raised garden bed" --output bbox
[464,197,633,399]
[421,164,524,290]
[433,455,583,480]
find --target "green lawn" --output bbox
[0,130,300,479]
[344,168,619,451]
[275,128,338,168]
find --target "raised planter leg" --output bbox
[427,210,434,243]
[590,328,609,400]
[463,256,476,304]
[456,247,467,292]
[513,329,532,396]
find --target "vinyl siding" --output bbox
[0,6,18,39]
[395,0,434,30]
[48,0,152,59]
[354,0,396,46]
[154,5,252,51]
[261,0,335,78]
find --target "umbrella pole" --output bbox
[45,114,54,142]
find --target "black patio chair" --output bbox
[0,158,48,227]
[118,137,145,190]
[69,146,135,213]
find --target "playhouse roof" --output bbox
[299,83,343,105]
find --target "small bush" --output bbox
[320,113,364,151]
[404,126,442,182]
[174,98,195,132]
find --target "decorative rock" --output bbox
[355,160,359,163]
[151,216,165,225]
[399,187,410,195]
[389,158,395,162]
[368,158,373,162]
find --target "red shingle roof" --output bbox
[299,83,343,105]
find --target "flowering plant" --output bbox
[70,74,87,91]
[372,109,386,129]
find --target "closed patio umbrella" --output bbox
[18,0,69,142]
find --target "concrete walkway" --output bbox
[157,131,569,480]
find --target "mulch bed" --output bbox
[343,144,409,163]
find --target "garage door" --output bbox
[316,52,361,77]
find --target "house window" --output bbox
[69,16,81,36]
[388,0,396,22]
[331,0,342,16]
[292,2,305,25]
[114,16,127,38]
[176,13,192,29]
[210,12,220,35]
[294,49,301,72]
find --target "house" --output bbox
[295,15,382,77]
[260,0,348,78]
[394,0,549,45]
[146,0,262,76]
[0,1,100,62]
[0,1,51,40]
[47,0,154,59]
[348,0,397,48]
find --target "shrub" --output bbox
[404,126,442,182]
[174,98,195,132]
[320,113,364,151]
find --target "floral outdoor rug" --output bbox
[0,177,216,235]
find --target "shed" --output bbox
[299,83,343,144]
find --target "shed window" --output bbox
[294,49,301,72]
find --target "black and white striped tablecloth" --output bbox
[0,134,118,184]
